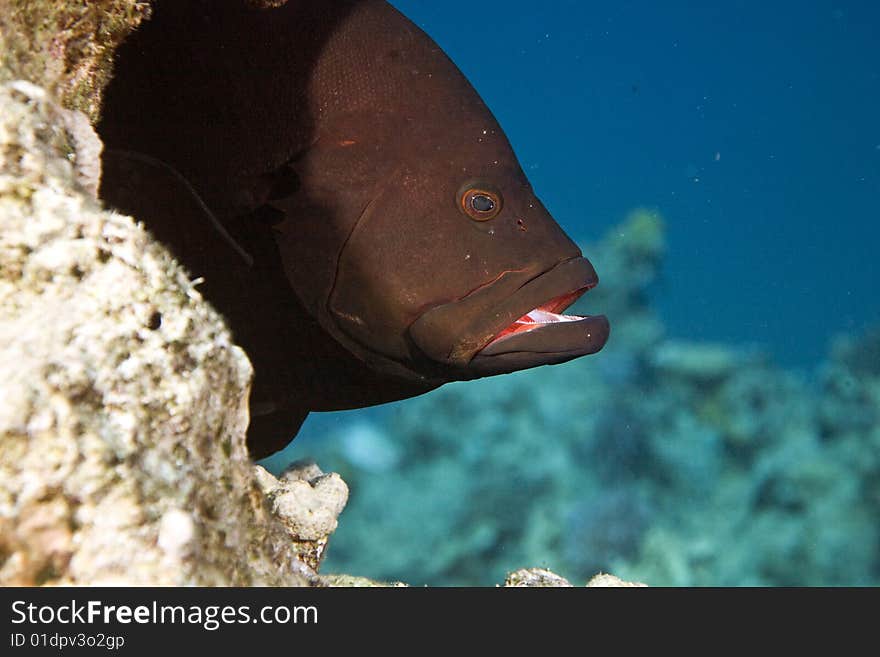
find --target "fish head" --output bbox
[275,104,609,384]
[270,1,609,385]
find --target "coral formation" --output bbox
[285,208,880,586]
[0,0,354,588]
[0,0,150,122]
[585,573,647,587]
[0,80,330,585]
[505,568,573,587]
[254,462,349,571]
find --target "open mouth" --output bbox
[480,287,589,351]
[408,256,610,378]
[474,282,609,365]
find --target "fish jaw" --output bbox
[480,288,588,348]
[408,256,609,379]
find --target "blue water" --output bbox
[267,0,880,585]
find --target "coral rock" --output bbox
[255,462,349,570]
[0,80,331,585]
[586,573,647,587]
[504,568,573,587]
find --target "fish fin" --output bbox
[246,404,309,460]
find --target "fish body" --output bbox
[99,0,609,458]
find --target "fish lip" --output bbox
[475,284,595,354]
[408,256,609,373]
[469,314,610,375]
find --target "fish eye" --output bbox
[460,187,502,221]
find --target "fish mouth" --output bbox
[409,256,609,378]
[469,279,610,376]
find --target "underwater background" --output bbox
[264,0,880,585]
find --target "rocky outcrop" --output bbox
[0,0,151,123]
[0,80,330,585]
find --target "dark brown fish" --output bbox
[98,0,609,458]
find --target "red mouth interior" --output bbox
[488,287,589,344]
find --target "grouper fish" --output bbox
[98,0,610,458]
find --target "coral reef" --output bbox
[0,0,150,122]
[285,208,880,586]
[0,0,344,587]
[0,0,355,588]
[0,80,334,585]
[505,568,573,587]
